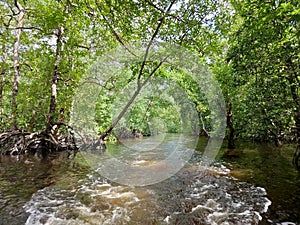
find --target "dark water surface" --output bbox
[220,142,300,224]
[0,135,299,225]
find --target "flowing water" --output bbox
[0,134,299,225]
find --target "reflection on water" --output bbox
[93,134,196,186]
[0,135,299,225]
[0,153,91,225]
[221,142,300,224]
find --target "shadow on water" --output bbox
[0,153,91,225]
[221,142,300,224]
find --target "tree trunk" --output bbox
[0,71,5,117]
[0,44,7,118]
[11,1,25,130]
[45,27,64,133]
[199,111,209,136]
[99,86,142,140]
[289,81,300,142]
[29,109,36,133]
[97,0,174,141]
[227,103,235,149]
[286,58,300,170]
[99,60,165,141]
[289,79,300,170]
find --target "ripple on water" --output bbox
[23,176,156,225]
[150,164,272,225]
[23,165,272,225]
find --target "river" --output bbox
[0,134,299,225]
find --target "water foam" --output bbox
[24,165,272,225]
[158,165,272,225]
[24,178,141,225]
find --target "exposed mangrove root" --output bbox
[80,139,107,153]
[0,123,77,157]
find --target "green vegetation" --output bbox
[0,0,299,167]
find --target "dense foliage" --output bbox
[0,0,299,154]
[224,0,299,145]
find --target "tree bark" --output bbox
[199,111,209,136]
[11,1,25,130]
[227,103,235,149]
[289,80,300,142]
[289,77,300,169]
[0,71,5,117]
[29,109,36,133]
[45,27,64,133]
[0,44,7,118]
[286,58,300,169]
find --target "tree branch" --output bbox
[142,57,168,86]
[143,0,184,22]
[74,44,91,50]
[137,0,176,84]
[94,1,137,57]
[98,0,176,141]
[102,14,137,57]
[6,26,42,31]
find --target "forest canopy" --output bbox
[0,0,299,165]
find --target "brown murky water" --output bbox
[0,135,299,225]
